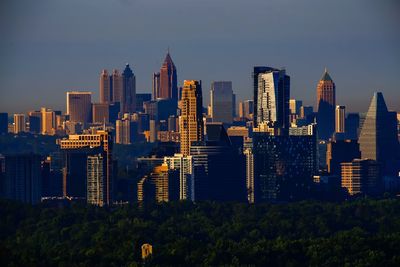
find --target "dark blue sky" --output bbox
[1,0,399,114]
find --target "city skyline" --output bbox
[1,0,399,114]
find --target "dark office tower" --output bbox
[345,113,360,140]
[159,51,178,100]
[0,113,8,135]
[4,154,42,204]
[255,67,290,132]
[28,111,41,134]
[359,92,399,176]
[316,69,336,140]
[122,64,136,114]
[136,93,152,113]
[100,69,111,103]
[190,123,246,202]
[252,133,317,202]
[62,148,101,199]
[152,72,160,100]
[326,139,361,176]
[210,81,233,124]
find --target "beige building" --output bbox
[41,107,55,135]
[99,70,111,104]
[111,69,123,103]
[335,105,346,133]
[179,80,204,156]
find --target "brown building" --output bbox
[179,80,204,156]
[92,103,109,124]
[99,69,111,104]
[158,52,177,100]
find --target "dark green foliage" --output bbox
[1,199,400,266]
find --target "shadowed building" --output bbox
[121,64,136,114]
[316,69,336,140]
[100,69,111,104]
[326,139,361,176]
[0,113,8,135]
[210,81,233,124]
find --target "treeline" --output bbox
[1,199,400,266]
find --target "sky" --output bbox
[0,0,399,114]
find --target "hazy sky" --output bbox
[0,0,399,114]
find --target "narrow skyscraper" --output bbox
[159,51,178,100]
[335,105,346,133]
[210,81,233,124]
[316,69,336,140]
[179,80,204,156]
[13,114,26,134]
[121,64,136,114]
[111,69,123,103]
[99,70,111,104]
[152,72,160,100]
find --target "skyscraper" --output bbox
[115,118,137,144]
[316,69,336,140]
[335,105,346,133]
[122,64,136,114]
[289,99,303,115]
[99,69,111,104]
[111,69,123,103]
[0,113,8,135]
[210,81,233,124]
[326,139,361,176]
[13,114,26,134]
[163,154,193,200]
[179,80,204,156]
[66,91,92,126]
[92,103,109,124]
[345,113,360,140]
[256,68,290,132]
[359,92,399,176]
[152,72,160,100]
[159,51,178,100]
[28,111,41,134]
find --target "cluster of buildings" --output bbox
[0,52,400,206]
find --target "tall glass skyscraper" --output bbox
[210,81,233,124]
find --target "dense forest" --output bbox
[1,199,400,266]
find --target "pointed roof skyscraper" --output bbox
[158,50,178,100]
[359,92,399,175]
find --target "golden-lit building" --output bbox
[13,114,26,133]
[41,107,55,135]
[99,69,111,104]
[335,105,346,133]
[92,103,109,123]
[179,80,204,156]
[341,159,380,195]
[66,91,92,126]
[59,129,113,205]
[137,164,179,203]
[316,68,336,140]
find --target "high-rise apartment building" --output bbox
[316,69,336,140]
[13,114,26,134]
[210,81,233,124]
[158,52,178,100]
[179,80,204,156]
[335,105,346,133]
[115,118,137,144]
[66,91,92,126]
[341,159,381,196]
[359,92,399,176]
[0,113,8,135]
[253,66,277,127]
[152,72,160,100]
[4,154,42,204]
[163,154,193,200]
[87,153,106,206]
[121,64,136,114]
[244,138,254,203]
[99,70,111,104]
[41,107,55,135]
[256,68,290,132]
[59,130,113,205]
